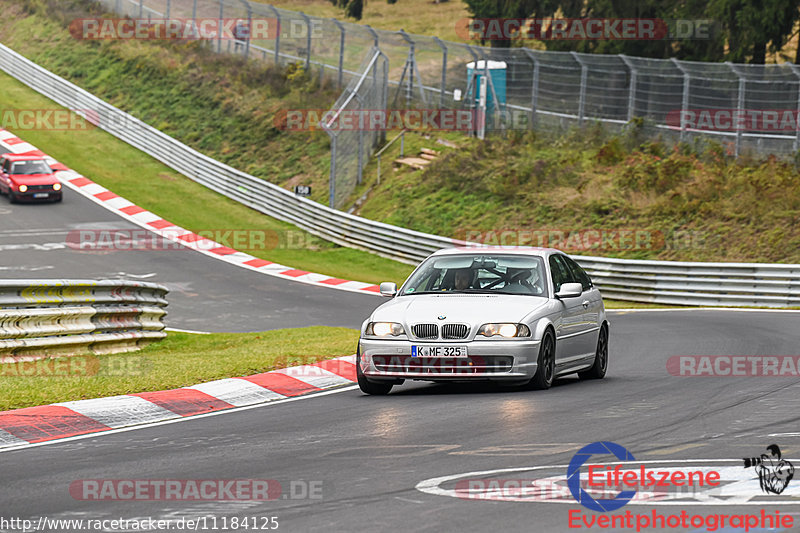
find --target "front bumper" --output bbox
[14,190,62,202]
[359,337,541,381]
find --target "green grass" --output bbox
[0,327,359,411]
[0,0,414,285]
[355,126,800,264]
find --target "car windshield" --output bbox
[11,160,51,175]
[399,254,546,296]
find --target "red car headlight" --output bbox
[18,184,27,193]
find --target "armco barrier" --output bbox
[0,280,168,360]
[1,43,799,308]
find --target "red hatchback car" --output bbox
[0,154,62,203]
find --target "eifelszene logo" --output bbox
[743,444,794,495]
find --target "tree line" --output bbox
[329,0,800,64]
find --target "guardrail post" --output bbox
[671,58,690,143]
[266,5,281,66]
[299,12,312,70]
[433,37,447,108]
[788,63,800,152]
[570,51,587,126]
[522,49,539,129]
[727,62,745,157]
[619,54,637,122]
[331,19,345,88]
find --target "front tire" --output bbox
[528,330,555,390]
[579,324,608,380]
[356,345,393,395]
[8,191,16,203]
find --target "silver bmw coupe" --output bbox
[357,247,608,395]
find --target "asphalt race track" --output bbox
[3,182,800,532]
[0,187,377,332]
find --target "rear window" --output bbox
[10,160,52,175]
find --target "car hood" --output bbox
[11,174,58,185]
[371,294,548,325]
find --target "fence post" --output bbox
[266,5,280,66]
[671,58,690,143]
[433,37,447,108]
[789,64,800,152]
[299,12,312,70]
[191,0,198,39]
[237,0,252,60]
[619,54,637,122]
[365,25,379,48]
[331,19,345,89]
[166,0,171,19]
[328,134,336,207]
[570,51,587,126]
[355,92,364,185]
[522,49,539,129]
[139,0,143,18]
[217,0,224,53]
[464,45,480,137]
[727,62,744,157]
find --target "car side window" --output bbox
[563,255,593,292]
[549,255,571,293]
[1,159,8,173]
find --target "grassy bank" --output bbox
[0,0,414,285]
[356,126,800,264]
[0,327,359,410]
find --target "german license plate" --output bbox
[412,345,467,357]
[33,193,48,198]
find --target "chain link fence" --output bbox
[96,0,800,209]
[320,48,388,209]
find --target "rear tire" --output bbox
[528,330,555,390]
[579,325,608,380]
[356,345,393,395]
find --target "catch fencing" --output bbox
[0,279,168,360]
[97,0,800,206]
[2,18,800,307]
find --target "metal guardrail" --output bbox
[1,43,798,308]
[0,280,168,360]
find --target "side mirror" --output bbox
[555,282,583,299]
[379,282,397,297]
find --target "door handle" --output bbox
[582,300,590,309]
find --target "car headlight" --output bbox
[478,323,531,338]
[365,321,406,337]
[53,183,62,191]
[18,184,27,193]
